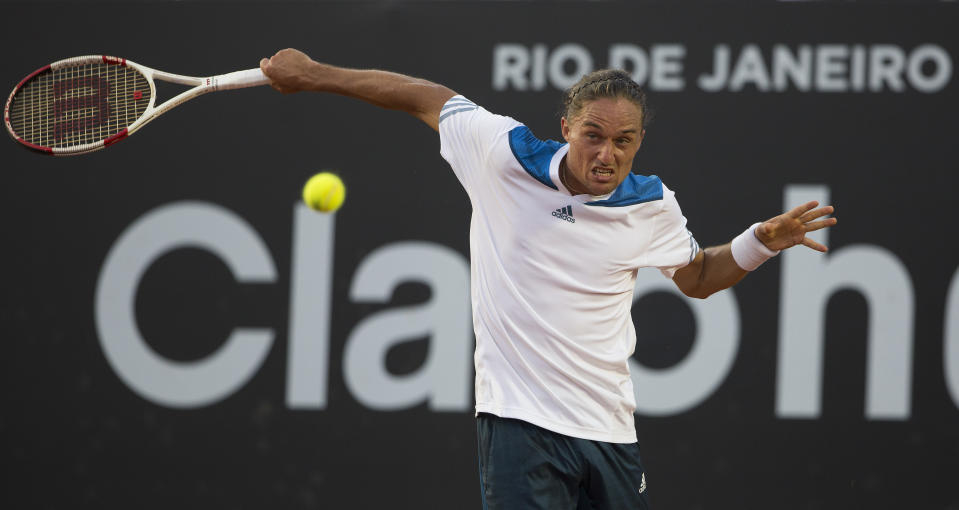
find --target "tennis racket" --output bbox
[4,55,270,156]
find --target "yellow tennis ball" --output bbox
[302,172,346,212]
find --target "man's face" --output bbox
[560,97,645,196]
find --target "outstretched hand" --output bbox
[259,48,317,94]
[755,201,837,252]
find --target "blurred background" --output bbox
[2,1,957,508]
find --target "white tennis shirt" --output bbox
[439,96,698,443]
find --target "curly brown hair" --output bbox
[562,69,652,129]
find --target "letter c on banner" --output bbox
[94,202,277,408]
[629,269,740,416]
[945,266,959,409]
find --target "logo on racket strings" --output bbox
[53,76,111,141]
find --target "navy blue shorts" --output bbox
[476,413,650,510]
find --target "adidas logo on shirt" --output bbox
[552,205,575,223]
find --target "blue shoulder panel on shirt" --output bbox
[508,126,563,190]
[585,174,664,207]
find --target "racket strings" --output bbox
[8,63,150,148]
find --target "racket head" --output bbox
[4,55,155,155]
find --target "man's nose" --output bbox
[597,141,615,165]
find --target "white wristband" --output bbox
[731,222,780,271]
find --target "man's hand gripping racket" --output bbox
[4,55,270,155]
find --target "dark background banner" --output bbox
[2,2,957,509]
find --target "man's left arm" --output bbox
[672,201,837,299]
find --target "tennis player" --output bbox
[260,48,836,510]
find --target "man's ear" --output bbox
[637,128,646,149]
[561,117,571,142]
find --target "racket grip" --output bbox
[214,68,271,91]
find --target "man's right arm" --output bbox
[259,48,457,132]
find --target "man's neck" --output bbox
[560,159,584,196]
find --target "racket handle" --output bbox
[214,68,271,91]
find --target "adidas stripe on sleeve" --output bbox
[439,96,478,123]
[438,96,522,195]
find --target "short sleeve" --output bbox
[646,184,701,278]
[438,96,522,194]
